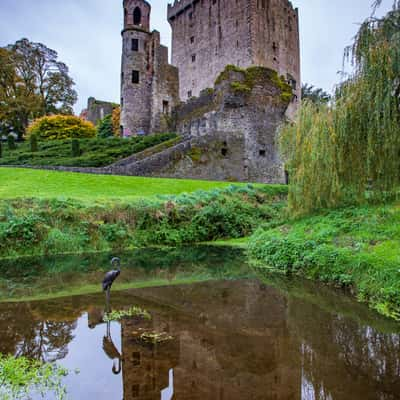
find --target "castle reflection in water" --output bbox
[1,279,400,400]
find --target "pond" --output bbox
[0,246,399,400]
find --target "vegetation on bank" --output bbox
[248,202,400,320]
[0,133,177,167]
[0,183,287,258]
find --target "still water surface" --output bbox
[0,246,399,400]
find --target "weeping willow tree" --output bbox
[281,1,400,215]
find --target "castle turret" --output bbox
[121,0,179,137]
[121,0,152,136]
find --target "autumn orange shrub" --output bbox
[27,115,96,140]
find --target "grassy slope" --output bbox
[248,202,400,320]
[0,168,255,201]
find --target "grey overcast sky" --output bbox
[0,1,393,114]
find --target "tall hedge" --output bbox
[27,115,96,140]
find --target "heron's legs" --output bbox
[105,287,111,313]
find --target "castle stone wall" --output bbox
[168,0,300,108]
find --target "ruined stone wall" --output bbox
[150,34,180,134]
[85,98,116,126]
[168,0,300,106]
[167,66,291,183]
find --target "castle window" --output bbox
[192,54,196,62]
[133,7,141,25]
[190,36,195,44]
[189,11,193,20]
[259,150,266,157]
[188,90,192,98]
[132,352,141,366]
[163,100,169,114]
[120,125,123,136]
[213,0,217,4]
[221,148,228,157]
[132,70,139,84]
[131,38,139,51]
[132,384,140,397]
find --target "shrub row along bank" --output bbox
[0,185,287,259]
[248,203,400,320]
[0,133,177,167]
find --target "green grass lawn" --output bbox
[0,167,257,201]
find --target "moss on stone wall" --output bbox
[215,65,244,86]
[188,146,203,162]
[215,65,293,103]
[230,82,252,94]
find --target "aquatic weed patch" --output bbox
[103,306,151,322]
[0,354,68,400]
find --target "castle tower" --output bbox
[121,0,179,137]
[121,0,152,136]
[167,0,300,105]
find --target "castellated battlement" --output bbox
[167,0,196,21]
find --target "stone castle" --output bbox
[119,0,300,183]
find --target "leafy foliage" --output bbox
[0,184,287,258]
[30,134,38,153]
[0,39,77,139]
[112,107,121,137]
[301,83,331,104]
[97,114,114,138]
[0,133,177,167]
[27,115,96,140]
[7,135,16,150]
[281,5,400,215]
[0,354,68,400]
[71,139,80,157]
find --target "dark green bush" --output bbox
[30,134,38,152]
[7,134,16,150]
[97,114,114,138]
[71,139,80,157]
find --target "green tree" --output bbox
[301,83,331,104]
[280,2,400,215]
[97,114,114,138]
[0,39,77,138]
[0,47,40,139]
